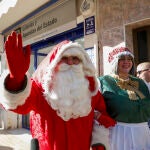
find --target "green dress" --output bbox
[92,76,150,149]
[98,75,150,123]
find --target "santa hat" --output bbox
[108,47,135,75]
[32,40,99,95]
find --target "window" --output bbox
[133,26,150,65]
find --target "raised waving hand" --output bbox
[5,31,31,91]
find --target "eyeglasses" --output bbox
[137,68,150,75]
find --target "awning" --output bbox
[0,0,50,33]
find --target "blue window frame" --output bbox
[30,22,84,69]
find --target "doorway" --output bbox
[133,26,150,65]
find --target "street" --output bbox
[0,128,31,150]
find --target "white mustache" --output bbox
[58,63,83,73]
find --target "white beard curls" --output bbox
[43,63,92,121]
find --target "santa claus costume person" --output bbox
[0,31,116,150]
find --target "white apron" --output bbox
[92,121,150,150]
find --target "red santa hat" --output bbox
[32,40,99,95]
[108,47,135,74]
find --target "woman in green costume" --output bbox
[92,47,150,150]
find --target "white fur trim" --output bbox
[61,47,86,62]
[116,51,134,59]
[42,42,98,96]
[91,121,110,150]
[98,78,102,92]
[48,42,96,76]
[110,51,134,66]
[108,47,134,64]
[0,70,31,110]
[91,76,99,96]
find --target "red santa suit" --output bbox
[0,32,115,150]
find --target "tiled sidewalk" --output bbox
[0,128,32,150]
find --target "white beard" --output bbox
[43,63,92,121]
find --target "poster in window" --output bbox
[85,47,96,68]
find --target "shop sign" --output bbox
[21,0,76,45]
[85,16,95,35]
